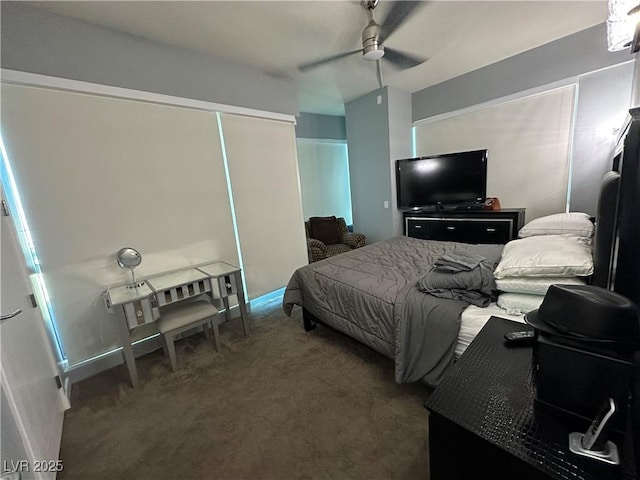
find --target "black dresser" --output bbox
[425,316,638,480]
[404,208,525,244]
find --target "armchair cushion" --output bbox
[308,216,342,245]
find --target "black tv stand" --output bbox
[404,208,526,244]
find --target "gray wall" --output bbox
[570,62,635,215]
[345,88,393,243]
[296,112,346,140]
[387,87,413,237]
[412,23,630,122]
[1,2,298,116]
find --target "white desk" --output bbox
[196,262,249,336]
[105,261,249,387]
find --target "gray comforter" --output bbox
[283,236,503,386]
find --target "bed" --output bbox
[283,171,621,387]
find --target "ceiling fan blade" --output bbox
[379,1,425,42]
[383,47,427,70]
[298,49,363,72]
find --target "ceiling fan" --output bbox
[297,0,428,87]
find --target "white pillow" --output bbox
[518,212,594,239]
[497,292,545,315]
[495,276,587,295]
[493,235,593,279]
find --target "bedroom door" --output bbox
[1,185,67,479]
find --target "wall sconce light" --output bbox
[606,0,640,52]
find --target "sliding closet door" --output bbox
[219,114,308,299]
[1,84,237,365]
[414,85,576,221]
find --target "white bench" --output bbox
[156,298,220,371]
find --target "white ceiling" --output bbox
[31,1,609,116]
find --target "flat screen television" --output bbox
[396,149,488,209]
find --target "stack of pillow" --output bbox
[493,212,595,315]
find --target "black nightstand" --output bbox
[425,316,638,480]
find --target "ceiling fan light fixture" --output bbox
[362,18,384,61]
[606,0,639,51]
[363,44,385,61]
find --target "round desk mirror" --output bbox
[116,247,142,269]
[116,247,142,288]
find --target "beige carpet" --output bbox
[59,298,432,479]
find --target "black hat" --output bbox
[525,284,639,344]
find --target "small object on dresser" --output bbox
[568,397,620,465]
[483,197,501,210]
[503,330,535,346]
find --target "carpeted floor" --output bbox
[59,298,432,479]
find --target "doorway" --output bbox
[296,139,353,226]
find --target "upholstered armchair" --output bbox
[305,216,366,263]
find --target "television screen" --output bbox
[396,149,488,209]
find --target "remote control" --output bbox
[503,330,535,345]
